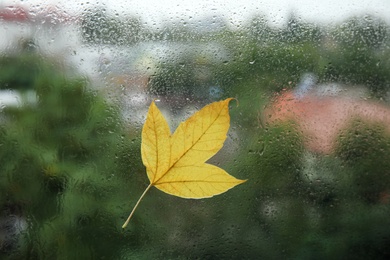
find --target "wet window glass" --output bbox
[1,1,390,258]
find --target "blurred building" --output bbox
[0,4,80,54]
[264,75,390,154]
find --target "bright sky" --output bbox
[4,0,390,26]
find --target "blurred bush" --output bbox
[336,119,390,203]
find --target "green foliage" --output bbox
[148,59,197,96]
[323,45,390,97]
[335,119,390,202]
[333,15,388,49]
[0,54,144,258]
[0,53,41,91]
[281,14,324,44]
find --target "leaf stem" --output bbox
[122,183,152,229]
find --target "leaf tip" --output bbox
[240,179,247,185]
[234,178,247,186]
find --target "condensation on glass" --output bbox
[1,1,390,259]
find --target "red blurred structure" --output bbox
[0,5,29,22]
[0,4,73,24]
[264,86,390,154]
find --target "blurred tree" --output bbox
[324,15,390,97]
[247,14,278,46]
[122,16,143,44]
[0,53,40,91]
[281,13,323,44]
[335,119,390,203]
[81,7,142,45]
[0,53,144,258]
[148,53,220,100]
[148,59,196,97]
[334,15,388,49]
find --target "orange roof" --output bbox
[264,89,390,154]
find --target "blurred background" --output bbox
[1,0,390,259]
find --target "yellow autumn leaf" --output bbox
[122,98,246,228]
